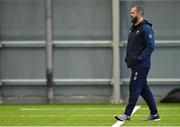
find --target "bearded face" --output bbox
[131,15,138,24]
[130,7,140,24]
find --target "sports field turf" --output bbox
[0,103,179,126]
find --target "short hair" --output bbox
[132,6,144,16]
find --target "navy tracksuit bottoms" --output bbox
[124,66,158,116]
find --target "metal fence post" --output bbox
[45,0,54,104]
[0,33,2,104]
[112,0,121,104]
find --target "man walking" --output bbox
[115,6,160,121]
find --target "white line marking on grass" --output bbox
[20,108,123,111]
[133,114,180,116]
[19,107,180,111]
[1,114,180,118]
[140,108,180,110]
[0,114,113,117]
[0,126,180,127]
[112,106,141,127]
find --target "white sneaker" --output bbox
[115,114,130,121]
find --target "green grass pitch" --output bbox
[0,103,179,126]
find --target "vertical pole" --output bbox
[0,24,3,104]
[112,0,121,104]
[45,0,54,104]
[0,34,2,104]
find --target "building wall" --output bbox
[0,0,180,104]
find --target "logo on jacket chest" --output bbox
[129,30,140,35]
[136,30,140,35]
[129,29,140,35]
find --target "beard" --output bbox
[131,16,138,24]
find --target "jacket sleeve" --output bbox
[138,25,155,60]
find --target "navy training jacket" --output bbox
[125,20,155,68]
